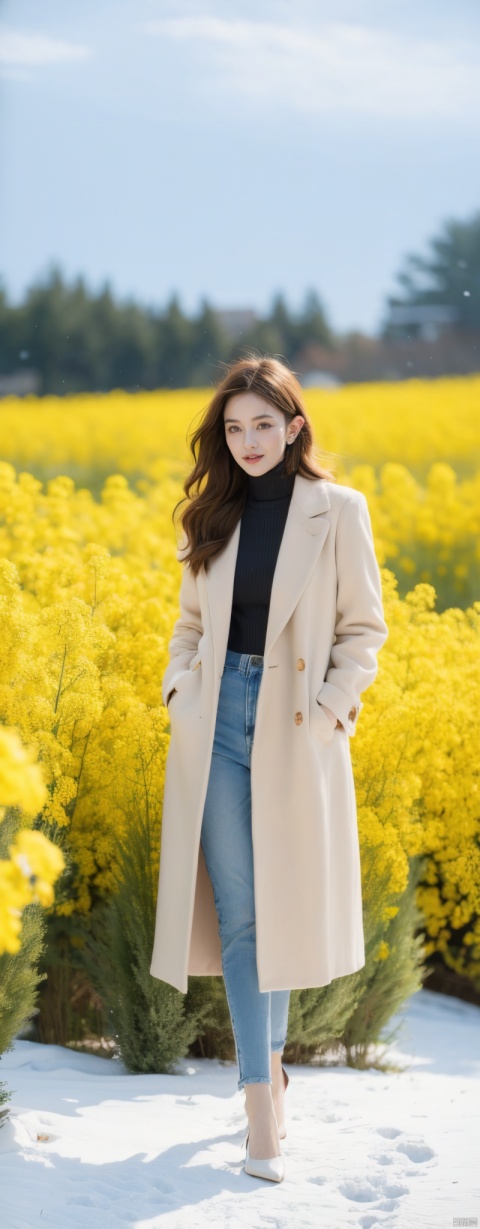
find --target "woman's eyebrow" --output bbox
[224,412,276,424]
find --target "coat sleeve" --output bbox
[161,537,204,708]
[316,492,388,737]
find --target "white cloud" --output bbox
[0,27,91,67]
[142,16,480,119]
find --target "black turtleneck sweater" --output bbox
[227,457,296,655]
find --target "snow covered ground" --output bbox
[0,988,479,1229]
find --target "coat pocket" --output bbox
[309,699,336,745]
[167,655,202,713]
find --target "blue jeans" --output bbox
[200,648,291,1091]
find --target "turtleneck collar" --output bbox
[245,456,296,502]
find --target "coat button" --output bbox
[297,658,305,670]
[193,661,201,670]
[294,711,303,724]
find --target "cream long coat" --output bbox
[149,476,389,995]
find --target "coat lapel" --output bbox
[201,473,331,670]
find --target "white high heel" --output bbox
[244,1131,285,1183]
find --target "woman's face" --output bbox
[223,392,305,477]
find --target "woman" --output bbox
[150,355,388,1183]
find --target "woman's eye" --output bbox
[227,423,271,433]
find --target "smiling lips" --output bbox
[244,454,263,462]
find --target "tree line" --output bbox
[0,273,334,394]
[0,209,479,394]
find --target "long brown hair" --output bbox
[173,354,337,577]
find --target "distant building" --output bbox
[383,304,459,342]
[300,370,342,389]
[0,370,41,397]
[214,308,258,340]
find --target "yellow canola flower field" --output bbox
[0,375,479,985]
[1,375,479,474]
[1,375,479,607]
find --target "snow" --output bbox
[0,988,479,1228]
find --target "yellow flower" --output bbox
[10,829,65,906]
[0,860,31,953]
[0,727,46,820]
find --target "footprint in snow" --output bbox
[375,1127,436,1165]
[396,1140,435,1163]
[339,1175,409,1204]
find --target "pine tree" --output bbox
[82,802,200,1073]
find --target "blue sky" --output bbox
[1,0,479,335]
